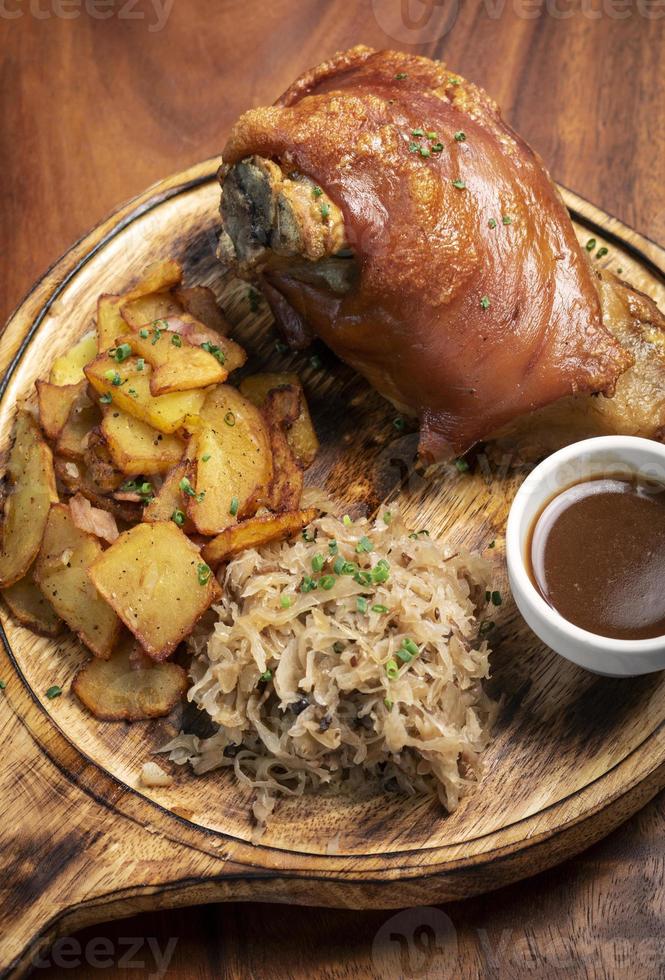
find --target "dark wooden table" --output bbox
[2,2,664,976]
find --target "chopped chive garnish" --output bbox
[372,559,390,584]
[395,72,408,80]
[179,477,196,497]
[45,685,62,700]
[224,411,236,427]
[412,128,425,137]
[302,530,316,542]
[455,457,470,473]
[487,540,496,548]
[419,145,431,158]
[136,358,145,371]
[393,416,405,432]
[333,556,346,575]
[312,186,323,198]
[408,142,419,153]
[426,131,438,140]
[333,641,345,653]
[596,246,608,259]
[402,637,419,657]
[383,511,392,524]
[171,334,182,347]
[320,202,330,221]
[100,393,113,404]
[384,697,394,710]
[355,536,373,553]
[201,453,211,462]
[431,142,444,153]
[200,341,225,364]
[586,237,596,251]
[127,388,138,398]
[139,328,150,339]
[342,514,352,526]
[171,509,185,527]
[480,295,491,309]
[229,496,239,516]
[260,669,272,682]
[396,648,413,663]
[310,354,323,370]
[448,76,461,85]
[328,539,338,554]
[452,179,466,189]
[197,563,212,586]
[342,561,359,575]
[320,575,336,590]
[454,131,466,142]
[488,218,497,229]
[0,680,6,690]
[280,593,293,608]
[114,343,132,362]
[372,604,389,614]
[354,570,372,586]
[502,215,513,225]
[385,659,399,679]
[491,590,502,606]
[151,328,162,345]
[300,575,317,593]
[312,553,325,572]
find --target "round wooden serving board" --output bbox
[1,158,665,978]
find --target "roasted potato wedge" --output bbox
[119,291,182,330]
[89,520,221,660]
[72,636,187,721]
[97,261,183,351]
[54,456,143,525]
[35,503,120,658]
[239,372,319,467]
[36,379,87,442]
[97,295,128,351]
[56,389,101,460]
[0,412,58,588]
[1,568,63,636]
[174,285,231,335]
[121,326,227,395]
[85,353,206,434]
[101,410,184,476]
[187,386,273,535]
[202,508,318,566]
[49,332,98,385]
[263,385,304,512]
[83,427,124,491]
[143,460,192,524]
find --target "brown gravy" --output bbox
[528,475,665,641]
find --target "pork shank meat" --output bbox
[217,45,665,459]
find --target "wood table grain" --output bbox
[1,1,663,977]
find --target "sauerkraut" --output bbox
[162,504,497,835]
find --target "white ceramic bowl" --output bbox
[506,435,665,677]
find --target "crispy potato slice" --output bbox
[1,568,63,636]
[101,410,184,476]
[239,372,319,467]
[202,508,318,566]
[85,353,206,434]
[187,386,272,535]
[97,261,183,351]
[72,636,187,721]
[89,521,221,660]
[54,456,143,526]
[119,291,182,330]
[0,412,58,588]
[263,385,304,512]
[174,285,231,335]
[143,460,192,525]
[36,379,87,441]
[121,326,227,395]
[49,332,98,385]
[97,295,128,351]
[35,503,120,658]
[83,428,124,492]
[56,389,101,459]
